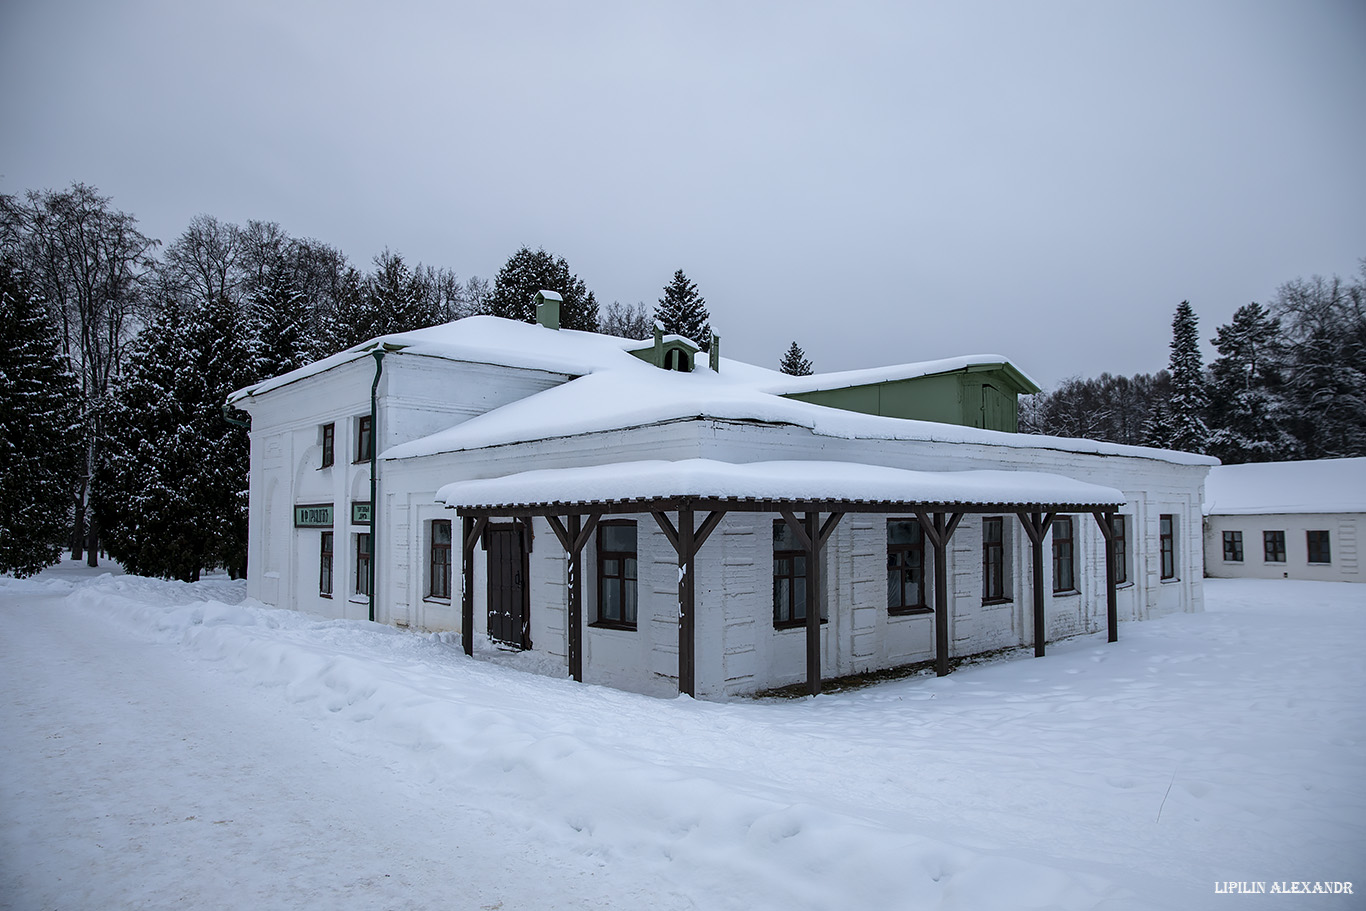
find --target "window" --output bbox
[355,415,373,463]
[887,519,928,613]
[321,423,335,468]
[982,517,1007,603]
[1052,516,1076,593]
[429,520,452,599]
[1222,530,1244,563]
[596,521,637,628]
[1307,530,1332,565]
[1159,514,1176,580]
[320,531,334,596]
[355,532,372,596]
[1263,530,1286,563]
[1111,515,1128,585]
[774,520,809,626]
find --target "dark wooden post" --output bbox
[565,514,583,681]
[653,506,726,699]
[1092,510,1119,644]
[547,512,601,684]
[916,511,964,677]
[679,505,695,697]
[1017,511,1055,658]
[461,515,487,657]
[804,511,821,694]
[780,509,844,696]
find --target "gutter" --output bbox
[222,403,251,429]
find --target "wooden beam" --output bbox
[779,509,813,553]
[651,510,679,553]
[572,512,601,555]
[545,514,572,551]
[817,512,845,550]
[693,509,727,552]
[1092,510,1119,644]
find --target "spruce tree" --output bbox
[249,258,311,380]
[1273,269,1366,458]
[780,341,813,376]
[95,293,255,581]
[364,250,440,337]
[0,262,84,577]
[1206,302,1296,463]
[1161,301,1208,453]
[654,270,711,347]
[486,247,598,331]
[95,306,208,581]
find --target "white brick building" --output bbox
[1203,458,1365,583]
[229,305,1213,699]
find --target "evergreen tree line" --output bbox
[0,181,726,580]
[1020,261,1366,463]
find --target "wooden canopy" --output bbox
[441,460,1126,698]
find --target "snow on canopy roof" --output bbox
[759,355,1040,396]
[1203,458,1366,516]
[436,459,1126,510]
[385,359,1216,466]
[228,316,771,403]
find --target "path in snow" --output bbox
[1,567,1363,910]
[0,585,660,911]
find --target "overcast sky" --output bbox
[3,0,1363,386]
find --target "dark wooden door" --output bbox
[486,523,529,649]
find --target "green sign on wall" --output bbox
[351,501,372,525]
[294,504,334,528]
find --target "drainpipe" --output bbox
[369,349,384,623]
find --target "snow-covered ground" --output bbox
[1,563,1362,910]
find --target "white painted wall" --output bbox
[1204,513,1363,582]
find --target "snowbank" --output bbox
[3,571,1362,909]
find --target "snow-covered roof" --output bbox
[759,355,1040,396]
[226,315,1213,467]
[385,356,1215,466]
[227,316,750,403]
[1203,458,1366,516]
[437,459,1127,511]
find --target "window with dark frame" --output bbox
[356,415,373,463]
[596,521,638,628]
[321,423,335,468]
[1111,515,1128,585]
[1160,514,1176,579]
[320,531,334,596]
[429,520,452,599]
[887,519,928,613]
[1264,530,1286,563]
[355,532,372,596]
[1307,530,1331,564]
[774,520,809,626]
[1222,530,1244,562]
[1052,516,1076,593]
[982,517,1006,603]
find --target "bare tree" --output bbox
[599,300,651,339]
[0,183,158,563]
